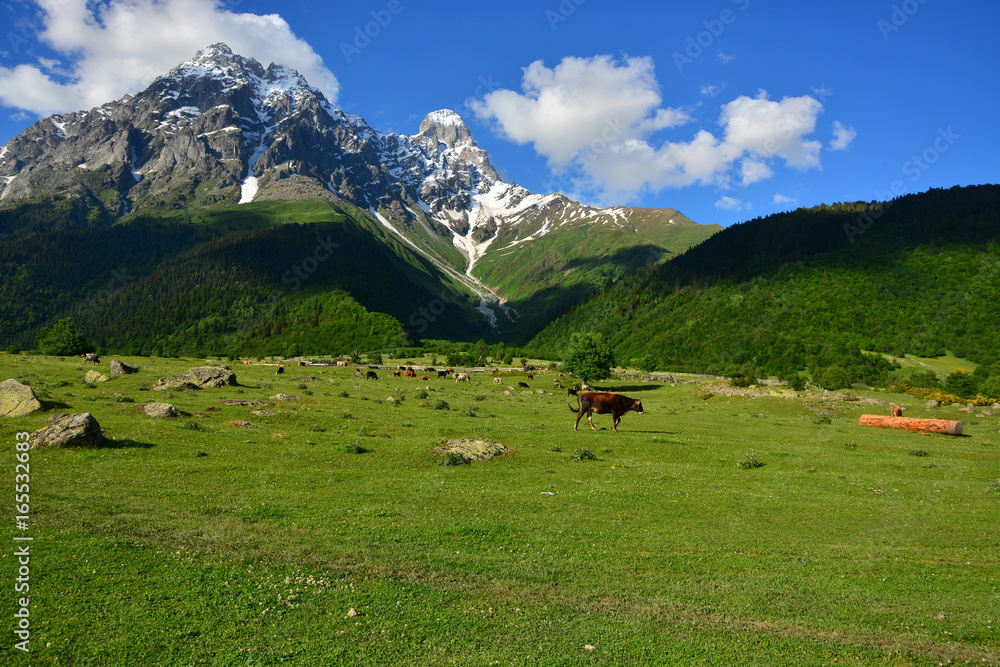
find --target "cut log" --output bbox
[858,414,963,435]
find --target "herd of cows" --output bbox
[80,354,648,432]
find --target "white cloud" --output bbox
[473,59,833,204]
[773,193,796,205]
[469,55,691,168]
[715,195,750,211]
[700,84,722,98]
[829,120,857,151]
[716,52,736,65]
[0,0,339,117]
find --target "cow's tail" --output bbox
[568,397,581,413]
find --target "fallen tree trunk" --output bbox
[858,414,963,435]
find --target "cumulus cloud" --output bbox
[715,196,750,211]
[829,120,857,151]
[472,55,836,203]
[773,193,796,205]
[469,55,691,168]
[0,0,338,116]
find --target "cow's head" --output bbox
[633,399,644,414]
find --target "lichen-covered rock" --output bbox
[85,370,111,383]
[0,379,43,417]
[30,413,104,449]
[434,438,511,463]
[143,402,178,418]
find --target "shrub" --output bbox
[462,406,478,417]
[432,399,450,411]
[344,442,369,454]
[909,449,929,457]
[738,452,765,469]
[572,448,597,462]
[729,375,756,388]
[180,421,204,431]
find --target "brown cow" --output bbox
[454,372,470,382]
[569,392,644,432]
[890,405,903,417]
[404,370,416,378]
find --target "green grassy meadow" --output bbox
[2,354,998,665]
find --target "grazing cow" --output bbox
[392,370,401,377]
[526,373,534,380]
[424,367,435,372]
[569,392,644,432]
[336,361,348,367]
[354,369,363,377]
[297,361,308,367]
[276,366,284,375]
[454,373,470,382]
[83,352,100,365]
[493,378,504,384]
[517,382,529,389]
[553,381,562,389]
[890,405,904,417]
[437,370,449,378]
[366,371,378,380]
[419,375,430,381]
[404,370,416,378]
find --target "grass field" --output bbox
[2,354,998,665]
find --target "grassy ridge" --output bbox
[3,353,998,664]
[529,185,1000,379]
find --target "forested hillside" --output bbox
[0,199,489,355]
[529,185,1000,385]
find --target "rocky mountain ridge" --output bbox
[0,44,718,330]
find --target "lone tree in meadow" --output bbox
[35,317,91,356]
[563,332,616,383]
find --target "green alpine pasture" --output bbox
[2,353,998,665]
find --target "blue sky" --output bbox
[0,0,996,227]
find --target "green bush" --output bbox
[738,452,765,469]
[572,448,597,462]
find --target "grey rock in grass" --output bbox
[29,413,104,449]
[143,402,178,418]
[110,359,139,375]
[0,379,43,417]
[270,393,300,401]
[152,366,237,391]
[84,370,111,383]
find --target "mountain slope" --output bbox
[529,185,1000,381]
